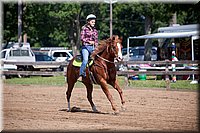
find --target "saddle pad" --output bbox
[72,58,93,67]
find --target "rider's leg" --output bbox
[79,48,89,77]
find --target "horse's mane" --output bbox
[91,38,111,58]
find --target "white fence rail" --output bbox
[1,60,199,89]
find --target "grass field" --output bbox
[2,75,199,90]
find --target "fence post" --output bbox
[165,60,170,90]
[124,74,130,88]
[63,66,67,82]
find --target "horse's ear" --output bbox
[106,38,112,43]
[112,36,116,41]
[112,35,119,41]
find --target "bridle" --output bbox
[96,54,115,64]
[96,41,121,64]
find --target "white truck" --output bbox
[48,49,73,62]
[0,45,61,72]
[1,46,36,71]
[37,47,73,62]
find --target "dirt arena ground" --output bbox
[2,84,199,132]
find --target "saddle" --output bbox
[72,55,93,67]
[72,55,97,84]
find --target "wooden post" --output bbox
[124,74,130,88]
[23,33,27,46]
[63,67,67,82]
[165,60,170,90]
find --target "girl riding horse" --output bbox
[66,35,125,114]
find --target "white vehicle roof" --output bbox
[132,46,157,50]
[50,49,72,52]
[1,46,35,62]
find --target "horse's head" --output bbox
[109,35,123,62]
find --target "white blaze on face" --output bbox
[117,43,122,61]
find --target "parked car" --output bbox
[35,52,55,61]
[122,46,157,61]
[129,46,157,61]
[34,52,61,71]
[122,47,133,56]
[0,45,36,78]
[118,46,157,71]
[122,47,134,61]
[48,49,73,62]
[0,46,61,72]
[0,46,36,71]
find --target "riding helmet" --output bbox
[86,14,96,21]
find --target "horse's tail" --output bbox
[66,56,79,84]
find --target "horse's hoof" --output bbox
[93,109,99,113]
[121,105,126,111]
[113,110,120,115]
[71,106,81,112]
[92,106,98,112]
[92,108,98,112]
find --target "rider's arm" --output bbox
[81,26,89,44]
[94,29,98,47]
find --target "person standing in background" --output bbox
[171,42,178,82]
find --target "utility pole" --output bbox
[109,0,112,38]
[105,0,117,38]
[18,0,22,46]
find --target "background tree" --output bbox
[2,2,199,57]
[3,3,18,44]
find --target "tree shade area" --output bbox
[2,2,200,52]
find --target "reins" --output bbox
[96,54,115,64]
[95,43,117,64]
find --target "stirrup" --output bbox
[77,76,83,82]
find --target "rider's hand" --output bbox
[89,41,95,45]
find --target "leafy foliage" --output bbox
[2,2,199,50]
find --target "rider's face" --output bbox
[88,19,96,27]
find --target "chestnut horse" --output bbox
[66,35,125,114]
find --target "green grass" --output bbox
[3,76,89,88]
[3,75,199,90]
[3,76,65,86]
[128,80,199,90]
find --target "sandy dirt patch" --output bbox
[2,84,199,132]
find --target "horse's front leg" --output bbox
[99,78,118,113]
[109,79,126,111]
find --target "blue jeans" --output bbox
[79,45,94,77]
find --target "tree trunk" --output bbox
[69,20,75,55]
[169,12,177,26]
[71,8,82,56]
[144,15,152,61]
[18,0,23,47]
[74,14,81,56]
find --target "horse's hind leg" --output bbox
[83,83,98,112]
[110,80,126,111]
[66,81,76,112]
